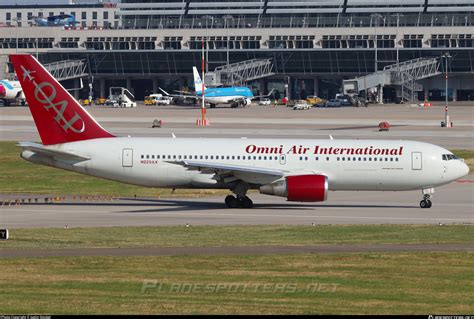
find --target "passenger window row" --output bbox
[298,156,399,162]
[141,154,400,163]
[140,154,282,161]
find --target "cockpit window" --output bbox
[442,154,459,161]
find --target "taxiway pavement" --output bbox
[1,178,472,228]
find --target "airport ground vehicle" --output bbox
[258,98,271,105]
[108,87,136,108]
[306,95,326,107]
[335,93,352,106]
[11,54,469,209]
[348,94,368,107]
[95,97,107,106]
[325,99,342,107]
[292,100,311,110]
[145,94,172,105]
[144,96,154,105]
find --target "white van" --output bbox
[149,94,172,105]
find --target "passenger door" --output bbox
[122,148,133,167]
[411,152,422,170]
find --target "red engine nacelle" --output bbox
[260,175,328,202]
[0,83,6,98]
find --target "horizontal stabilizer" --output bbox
[17,141,90,161]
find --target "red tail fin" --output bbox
[10,54,114,145]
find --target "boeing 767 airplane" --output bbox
[10,55,469,209]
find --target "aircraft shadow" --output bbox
[23,198,417,213]
[124,197,418,210]
[22,198,310,212]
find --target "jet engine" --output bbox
[259,175,328,202]
[244,98,252,106]
[0,83,6,98]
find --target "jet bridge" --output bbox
[343,58,441,103]
[4,58,87,82]
[44,59,88,81]
[205,58,274,86]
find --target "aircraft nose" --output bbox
[461,162,470,177]
[0,84,6,97]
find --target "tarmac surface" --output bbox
[1,179,472,228]
[1,243,473,258]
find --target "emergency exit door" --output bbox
[122,148,133,167]
[411,152,422,170]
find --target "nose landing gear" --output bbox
[420,188,433,208]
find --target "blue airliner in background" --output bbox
[160,67,272,108]
[35,14,79,27]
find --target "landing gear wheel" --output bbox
[426,199,432,208]
[420,199,432,209]
[225,195,239,208]
[210,103,216,109]
[239,196,253,209]
[225,195,233,207]
[420,200,428,208]
[420,192,433,209]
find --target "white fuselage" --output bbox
[205,95,243,105]
[21,138,469,192]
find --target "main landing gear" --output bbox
[419,188,434,209]
[225,182,253,208]
[225,195,253,208]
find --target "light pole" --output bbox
[392,13,403,67]
[223,15,232,85]
[203,15,212,73]
[371,13,382,72]
[13,17,19,54]
[34,21,39,59]
[442,52,452,127]
[370,13,383,104]
[284,76,290,100]
[392,13,403,103]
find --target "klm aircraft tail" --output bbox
[193,67,206,93]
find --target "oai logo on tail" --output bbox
[21,65,85,133]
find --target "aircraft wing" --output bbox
[158,87,197,99]
[251,88,275,100]
[170,160,286,185]
[173,90,197,96]
[17,142,90,162]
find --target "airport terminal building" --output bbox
[0,0,473,102]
